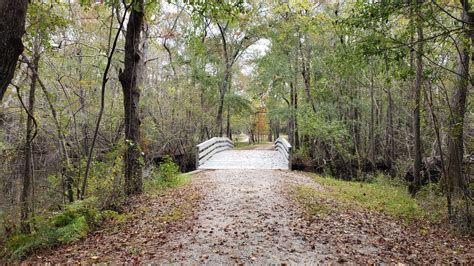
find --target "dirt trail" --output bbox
[151,169,473,264]
[152,170,322,264]
[28,169,473,264]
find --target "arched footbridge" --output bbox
[196,137,292,170]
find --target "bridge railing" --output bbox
[275,137,292,170]
[196,137,234,168]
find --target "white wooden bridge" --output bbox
[196,137,292,170]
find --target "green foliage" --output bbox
[4,234,37,260]
[189,0,247,22]
[2,198,121,261]
[67,142,125,204]
[54,216,89,244]
[224,93,253,115]
[158,155,181,182]
[298,112,353,161]
[234,142,256,149]
[50,197,98,228]
[26,2,69,48]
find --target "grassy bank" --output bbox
[296,173,446,223]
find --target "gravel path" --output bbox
[153,169,324,264]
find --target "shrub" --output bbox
[159,155,180,182]
[145,156,188,192]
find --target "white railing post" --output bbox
[195,144,200,170]
[275,137,292,170]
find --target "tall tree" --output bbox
[20,43,40,233]
[215,22,255,136]
[446,0,473,213]
[411,0,424,195]
[299,33,316,113]
[0,0,28,101]
[119,0,145,195]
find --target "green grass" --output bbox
[234,142,251,149]
[297,173,446,223]
[295,186,334,217]
[234,141,272,150]
[234,141,256,149]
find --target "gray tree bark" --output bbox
[119,0,145,196]
[0,0,28,101]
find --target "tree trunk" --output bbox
[299,36,316,113]
[226,73,233,139]
[292,51,300,150]
[386,87,395,176]
[226,105,232,139]
[369,63,376,167]
[385,57,395,177]
[351,84,362,176]
[268,119,273,142]
[23,54,74,202]
[217,63,231,137]
[0,0,28,101]
[77,49,90,157]
[216,23,231,137]
[289,82,296,147]
[411,0,423,195]
[119,0,145,196]
[20,52,39,233]
[425,79,451,215]
[294,83,300,150]
[275,119,280,139]
[446,1,472,210]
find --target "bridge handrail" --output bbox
[275,137,292,170]
[196,137,234,168]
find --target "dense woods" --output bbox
[0,0,472,260]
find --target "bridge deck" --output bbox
[198,145,289,170]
